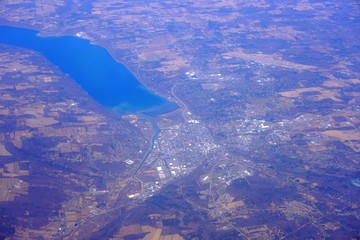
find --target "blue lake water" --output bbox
[0,25,177,116]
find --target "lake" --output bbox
[0,25,177,116]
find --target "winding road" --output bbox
[171,83,192,122]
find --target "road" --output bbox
[171,83,191,122]
[209,161,249,240]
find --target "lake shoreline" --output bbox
[0,25,178,117]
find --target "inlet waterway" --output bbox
[132,115,160,179]
[0,25,177,115]
[0,25,172,188]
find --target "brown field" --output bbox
[0,162,29,177]
[120,224,143,236]
[26,116,59,128]
[0,143,12,156]
[0,177,28,201]
[301,193,318,203]
[142,226,162,240]
[112,224,185,240]
[222,200,245,210]
[321,130,360,141]
[159,234,185,240]
[322,80,349,88]
[321,73,360,88]
[223,48,316,71]
[279,87,342,102]
[155,58,189,73]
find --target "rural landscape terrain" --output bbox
[0,0,360,239]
